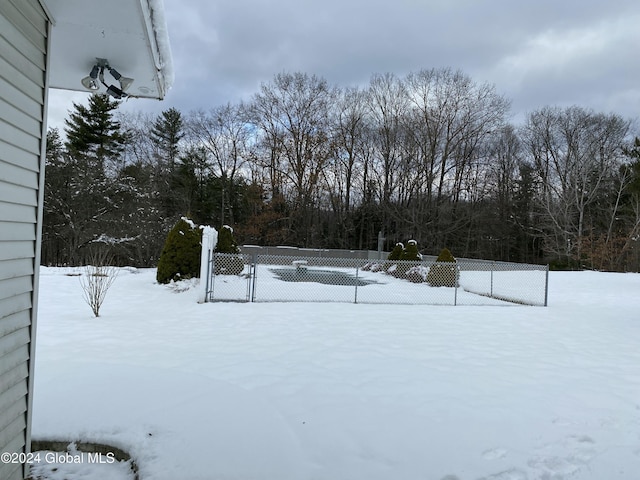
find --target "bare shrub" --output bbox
[79,250,118,317]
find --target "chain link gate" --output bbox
[205,253,254,302]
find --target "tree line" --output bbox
[42,68,640,271]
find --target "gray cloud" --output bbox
[48,0,640,130]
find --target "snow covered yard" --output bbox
[31,267,640,480]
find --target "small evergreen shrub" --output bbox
[157,217,202,284]
[401,240,421,261]
[387,242,404,261]
[426,248,459,287]
[393,239,422,279]
[214,225,244,275]
[384,242,404,273]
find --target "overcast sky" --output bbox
[47,0,640,131]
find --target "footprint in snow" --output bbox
[477,467,528,480]
[482,448,508,460]
[528,434,597,478]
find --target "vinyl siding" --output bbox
[0,0,48,478]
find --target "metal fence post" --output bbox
[354,264,359,304]
[490,261,494,298]
[205,249,211,302]
[251,254,258,302]
[454,266,458,306]
[210,253,216,301]
[544,264,549,307]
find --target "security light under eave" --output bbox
[80,64,100,90]
[80,59,135,98]
[107,66,134,92]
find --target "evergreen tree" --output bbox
[151,108,185,219]
[156,218,202,284]
[401,240,421,261]
[387,242,404,261]
[214,225,244,274]
[427,248,458,287]
[65,93,127,174]
[215,225,240,254]
[151,108,184,170]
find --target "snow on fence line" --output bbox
[203,254,549,307]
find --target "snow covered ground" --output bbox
[31,267,640,479]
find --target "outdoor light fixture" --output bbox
[80,58,134,98]
[80,64,100,90]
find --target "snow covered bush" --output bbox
[393,240,422,279]
[214,225,244,275]
[426,248,459,287]
[406,265,428,283]
[156,217,203,284]
[387,242,404,261]
[384,242,404,273]
[401,240,422,261]
[370,263,384,272]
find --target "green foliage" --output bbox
[156,218,202,284]
[387,243,404,261]
[151,108,184,169]
[384,242,404,273]
[401,240,421,261]
[427,248,459,287]
[435,248,456,263]
[216,225,240,254]
[214,225,244,275]
[65,93,126,168]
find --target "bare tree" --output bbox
[402,68,509,248]
[522,106,631,264]
[187,103,250,225]
[247,72,336,244]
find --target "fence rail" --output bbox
[205,254,548,306]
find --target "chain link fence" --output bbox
[205,254,548,306]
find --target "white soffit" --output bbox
[45,0,173,100]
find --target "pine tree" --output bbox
[65,93,127,174]
[150,108,184,170]
[151,108,185,220]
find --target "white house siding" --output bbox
[0,0,48,479]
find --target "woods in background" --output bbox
[42,69,640,271]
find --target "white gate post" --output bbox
[198,226,218,303]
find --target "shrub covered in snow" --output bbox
[392,240,422,279]
[156,217,202,284]
[214,225,244,275]
[384,242,404,273]
[387,242,404,261]
[370,263,384,272]
[426,248,459,287]
[406,265,428,283]
[216,225,240,254]
[401,240,421,261]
